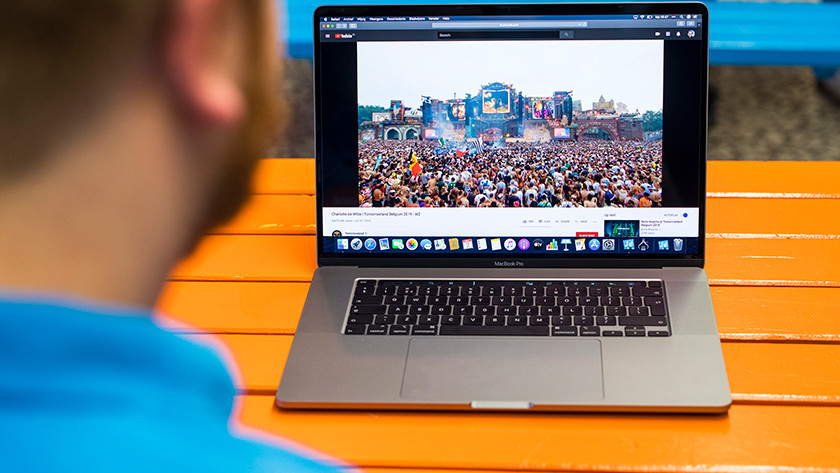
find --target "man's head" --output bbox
[0,0,282,306]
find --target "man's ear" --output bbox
[160,0,245,127]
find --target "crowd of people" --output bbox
[358,139,663,208]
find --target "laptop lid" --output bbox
[313,3,709,269]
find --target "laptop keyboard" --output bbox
[344,279,670,337]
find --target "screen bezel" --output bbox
[313,2,709,269]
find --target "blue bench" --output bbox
[284,1,840,77]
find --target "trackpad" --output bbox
[401,338,604,403]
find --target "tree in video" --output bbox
[356,40,664,209]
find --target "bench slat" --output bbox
[237,395,840,472]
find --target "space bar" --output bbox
[439,325,550,336]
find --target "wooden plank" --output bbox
[237,395,840,472]
[707,198,840,237]
[211,195,316,235]
[707,161,840,196]
[210,194,840,237]
[252,159,315,195]
[169,235,840,286]
[248,159,840,197]
[156,281,308,333]
[198,334,840,405]
[157,283,840,342]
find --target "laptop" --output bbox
[276,2,731,413]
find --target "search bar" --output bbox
[431,21,588,29]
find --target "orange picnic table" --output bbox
[157,158,840,472]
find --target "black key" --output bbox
[603,296,621,306]
[514,296,533,306]
[536,296,555,306]
[648,280,662,287]
[622,296,643,306]
[606,306,627,316]
[354,285,375,296]
[569,286,587,296]
[398,286,417,296]
[492,296,512,305]
[580,326,601,336]
[589,286,608,296]
[551,315,572,326]
[552,326,578,336]
[619,316,668,327]
[411,325,438,335]
[648,330,671,337]
[530,316,549,326]
[353,295,383,305]
[387,305,409,315]
[461,286,479,296]
[407,295,426,305]
[451,296,469,305]
[580,296,599,306]
[476,306,496,316]
[628,306,650,317]
[584,306,605,316]
[573,315,595,326]
[409,305,430,315]
[524,286,544,296]
[472,296,491,305]
[610,286,630,296]
[541,306,561,316]
[440,286,458,296]
[367,324,388,335]
[375,286,397,296]
[509,315,527,326]
[344,324,367,335]
[645,297,667,316]
[559,296,576,306]
[453,305,472,315]
[397,315,418,325]
[442,315,461,325]
[374,315,395,325]
[419,315,440,325]
[389,325,410,335]
[440,325,549,336]
[519,306,539,316]
[384,295,403,305]
[418,286,436,296]
[502,286,521,296]
[596,315,617,326]
[347,314,373,325]
[429,295,448,305]
[464,315,483,325]
[625,328,646,337]
[356,280,376,286]
[634,287,664,297]
[482,286,502,296]
[350,304,385,315]
[431,305,451,315]
[546,286,565,296]
[486,315,505,326]
[498,306,515,316]
[603,330,623,337]
[562,306,583,316]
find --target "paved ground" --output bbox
[273,60,840,161]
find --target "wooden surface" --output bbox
[157,159,840,473]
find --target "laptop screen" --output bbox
[314,4,708,266]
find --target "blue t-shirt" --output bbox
[0,295,342,473]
